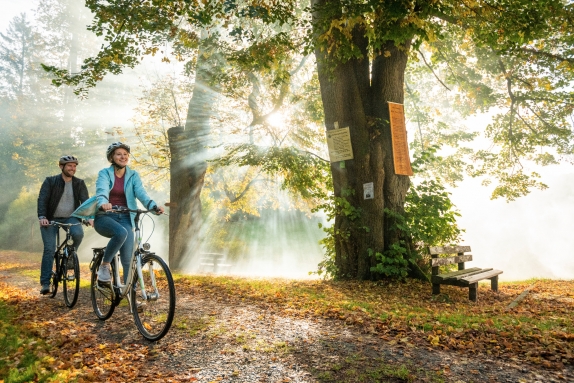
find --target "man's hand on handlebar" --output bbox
[153,205,165,215]
[39,218,50,227]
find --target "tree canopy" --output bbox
[42,0,574,279]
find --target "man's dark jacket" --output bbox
[37,175,89,220]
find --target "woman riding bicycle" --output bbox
[91,142,164,283]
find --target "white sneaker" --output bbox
[97,263,112,283]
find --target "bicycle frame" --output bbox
[101,209,159,307]
[52,221,83,263]
[91,207,174,341]
[55,226,73,256]
[48,221,84,307]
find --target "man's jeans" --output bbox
[94,213,134,282]
[40,217,84,286]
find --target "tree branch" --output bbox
[417,49,451,91]
[520,47,574,64]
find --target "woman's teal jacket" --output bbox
[72,166,157,227]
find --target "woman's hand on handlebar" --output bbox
[153,205,165,215]
[100,203,113,211]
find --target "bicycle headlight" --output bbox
[68,238,74,246]
[142,243,151,251]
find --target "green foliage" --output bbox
[0,187,42,252]
[315,224,338,278]
[405,180,463,250]
[215,144,331,204]
[313,189,358,279]
[40,0,574,198]
[365,144,463,280]
[316,156,463,280]
[370,246,409,280]
[378,148,464,278]
[406,0,574,200]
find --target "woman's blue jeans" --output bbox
[40,217,84,286]
[94,213,134,282]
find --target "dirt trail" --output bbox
[0,260,571,383]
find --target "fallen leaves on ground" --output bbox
[173,275,574,370]
[0,250,572,382]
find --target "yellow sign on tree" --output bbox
[388,102,413,176]
[326,126,354,162]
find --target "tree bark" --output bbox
[167,45,216,271]
[313,2,411,280]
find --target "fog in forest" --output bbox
[1,1,573,282]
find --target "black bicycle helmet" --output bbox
[59,155,79,165]
[106,142,131,162]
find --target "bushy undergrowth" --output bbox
[0,187,42,252]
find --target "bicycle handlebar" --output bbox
[49,221,88,227]
[104,206,163,215]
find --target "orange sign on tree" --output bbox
[388,102,413,176]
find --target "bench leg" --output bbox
[432,283,440,295]
[490,276,499,292]
[469,283,478,302]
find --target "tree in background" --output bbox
[0,13,51,222]
[125,33,330,269]
[43,1,330,270]
[0,2,147,251]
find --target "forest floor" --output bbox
[0,250,573,383]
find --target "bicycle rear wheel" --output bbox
[131,253,175,341]
[90,254,116,320]
[49,254,59,298]
[63,249,80,308]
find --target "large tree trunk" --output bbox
[313,2,411,280]
[168,47,217,271]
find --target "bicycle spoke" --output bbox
[90,254,116,320]
[49,255,59,298]
[131,254,175,341]
[63,250,80,308]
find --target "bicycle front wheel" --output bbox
[49,254,59,298]
[90,254,116,320]
[63,249,80,308]
[131,253,175,341]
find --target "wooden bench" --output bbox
[429,246,503,302]
[198,253,232,274]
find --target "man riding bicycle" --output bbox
[37,155,93,295]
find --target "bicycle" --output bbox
[47,221,85,308]
[89,207,175,341]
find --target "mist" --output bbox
[450,163,574,281]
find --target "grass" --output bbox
[317,356,443,383]
[175,316,214,336]
[174,272,574,372]
[0,299,54,383]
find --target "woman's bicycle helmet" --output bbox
[59,155,79,165]
[106,142,131,162]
